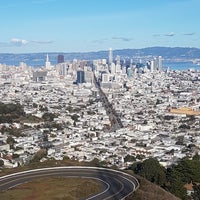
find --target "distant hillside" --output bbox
[0,47,200,67]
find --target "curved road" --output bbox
[0,166,139,200]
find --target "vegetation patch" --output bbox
[126,174,180,200]
[0,102,25,123]
[129,155,200,199]
[0,177,101,200]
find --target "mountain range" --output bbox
[0,47,200,67]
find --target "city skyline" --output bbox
[0,0,199,53]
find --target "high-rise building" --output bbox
[108,48,113,66]
[84,71,93,83]
[154,57,158,70]
[149,56,162,72]
[116,64,121,73]
[59,63,68,76]
[158,56,162,71]
[57,54,64,64]
[150,60,155,72]
[102,73,109,83]
[122,65,126,74]
[77,70,85,84]
[110,63,116,74]
[116,55,120,65]
[127,67,132,77]
[102,59,107,65]
[45,54,51,69]
[33,71,47,82]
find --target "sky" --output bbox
[0,0,199,53]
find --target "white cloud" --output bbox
[153,34,161,37]
[183,32,195,36]
[0,38,53,48]
[30,40,53,44]
[11,38,29,46]
[112,37,133,42]
[164,32,175,37]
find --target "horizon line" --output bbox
[0,46,199,54]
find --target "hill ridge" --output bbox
[0,46,200,66]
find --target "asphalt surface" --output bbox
[0,166,139,200]
[93,74,123,131]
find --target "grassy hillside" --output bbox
[1,177,101,200]
[0,160,180,200]
[126,174,180,200]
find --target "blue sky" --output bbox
[0,0,199,53]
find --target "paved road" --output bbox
[93,74,123,131]
[0,166,139,200]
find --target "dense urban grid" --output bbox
[0,49,200,173]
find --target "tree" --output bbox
[175,135,184,145]
[136,154,145,160]
[0,159,4,167]
[156,99,162,105]
[63,155,70,160]
[164,115,174,120]
[179,124,190,129]
[6,136,16,149]
[166,167,187,199]
[90,158,106,167]
[133,158,166,186]
[193,153,200,161]
[42,112,57,121]
[124,154,136,162]
[192,183,200,200]
[43,133,48,142]
[165,157,200,199]
[39,105,48,112]
[71,114,79,122]
[0,102,25,123]
[30,149,47,163]
[66,106,73,112]
[12,154,20,159]
[143,120,148,124]
[32,103,38,108]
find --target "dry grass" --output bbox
[170,108,200,115]
[1,162,180,200]
[126,175,180,200]
[0,159,88,177]
[0,177,101,200]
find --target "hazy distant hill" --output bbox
[0,47,200,67]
